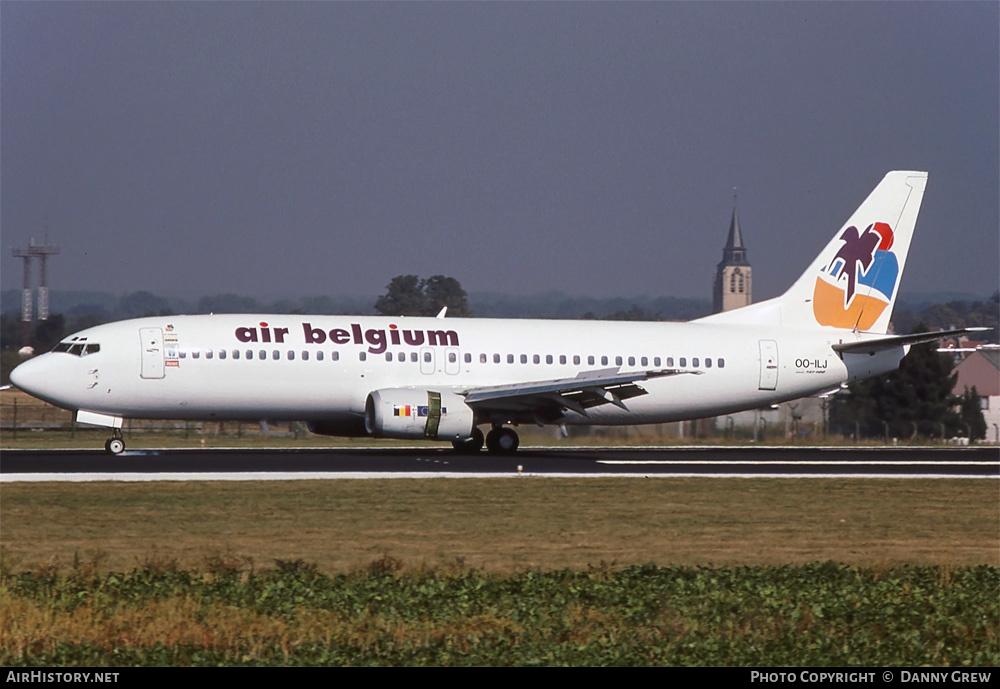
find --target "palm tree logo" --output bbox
[829,224,882,305]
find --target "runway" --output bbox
[1,445,996,481]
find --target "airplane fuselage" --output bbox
[11,313,902,430]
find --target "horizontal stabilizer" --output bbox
[832,327,991,355]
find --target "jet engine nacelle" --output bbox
[364,388,475,441]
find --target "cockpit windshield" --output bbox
[52,339,100,356]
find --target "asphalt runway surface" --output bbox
[1,446,996,479]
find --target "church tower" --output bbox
[712,203,752,313]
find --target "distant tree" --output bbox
[958,386,987,440]
[832,323,959,439]
[197,294,261,314]
[375,275,472,317]
[422,275,472,317]
[0,313,22,350]
[31,314,67,353]
[604,305,659,321]
[117,291,172,318]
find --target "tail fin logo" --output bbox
[813,222,899,330]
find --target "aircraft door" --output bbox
[445,348,460,375]
[420,347,435,375]
[139,327,165,379]
[758,339,778,390]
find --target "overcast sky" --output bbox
[2,2,997,304]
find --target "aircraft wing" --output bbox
[461,367,700,422]
[832,327,991,355]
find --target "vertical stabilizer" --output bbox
[696,171,927,334]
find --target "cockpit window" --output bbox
[52,341,100,356]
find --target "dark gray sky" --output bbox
[2,2,997,303]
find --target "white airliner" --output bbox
[10,171,982,454]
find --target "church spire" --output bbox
[719,204,749,267]
[712,195,752,313]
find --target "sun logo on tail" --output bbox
[813,222,899,330]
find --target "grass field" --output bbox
[1,479,997,666]
[2,478,996,573]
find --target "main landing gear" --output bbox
[486,426,519,454]
[450,426,520,454]
[451,427,484,454]
[104,430,125,455]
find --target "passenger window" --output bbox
[628,356,635,366]
[302,351,309,361]
[333,351,341,361]
[679,357,687,367]
[423,352,431,362]
[192,351,199,360]
[693,357,699,367]
[615,356,623,366]
[259,350,266,360]
[507,354,514,364]
[588,356,595,365]
[573,355,580,365]
[246,350,253,359]
[179,351,187,359]
[494,354,501,364]
[533,354,540,364]
[232,350,240,360]
[360,352,367,361]
[288,351,295,360]
[273,350,280,360]
[705,358,712,368]
[641,356,648,366]
[559,355,566,364]
[317,351,324,361]
[520,355,528,364]
[654,357,661,367]
[386,352,393,362]
[410,352,417,362]
[206,350,214,360]
[546,355,554,364]
[219,350,227,360]
[666,357,674,367]
[601,356,608,366]
[718,358,725,368]
[448,352,457,363]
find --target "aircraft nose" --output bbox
[10,355,57,402]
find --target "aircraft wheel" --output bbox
[105,437,125,455]
[452,427,485,454]
[486,427,519,454]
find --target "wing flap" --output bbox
[462,367,700,421]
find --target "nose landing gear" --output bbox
[104,430,125,455]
